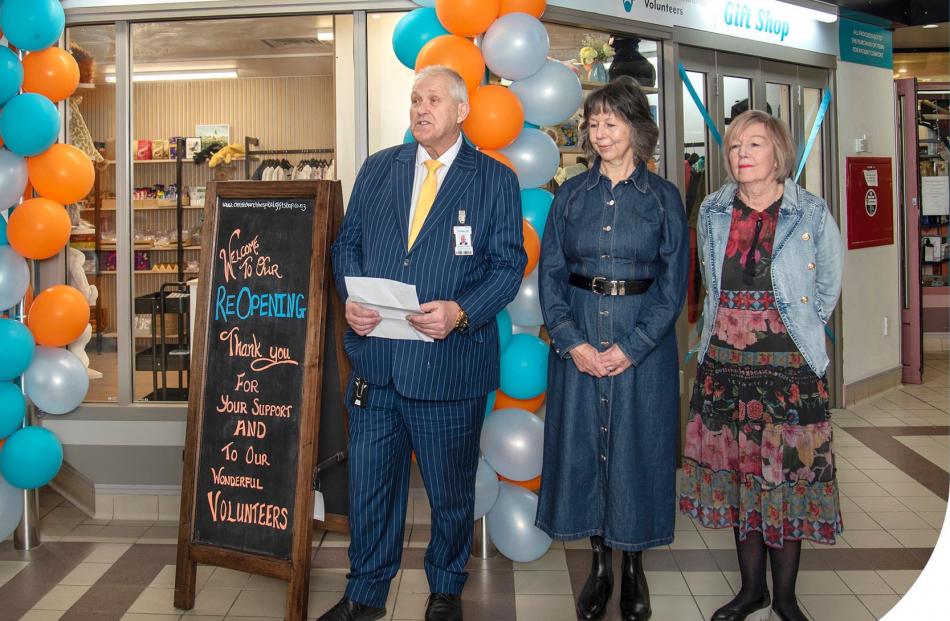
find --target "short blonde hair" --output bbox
[722,110,795,183]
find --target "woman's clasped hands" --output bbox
[568,343,632,377]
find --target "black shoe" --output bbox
[425,593,462,621]
[619,551,651,621]
[316,597,386,621]
[709,591,771,621]
[576,536,613,620]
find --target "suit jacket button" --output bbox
[801,232,810,241]
[801,295,809,303]
[403,259,410,267]
[807,262,815,270]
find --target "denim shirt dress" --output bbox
[535,161,689,551]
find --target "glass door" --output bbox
[896,77,922,384]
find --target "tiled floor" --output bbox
[2,354,947,621]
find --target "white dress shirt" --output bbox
[407,133,463,238]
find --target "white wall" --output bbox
[835,61,901,385]
[367,12,415,156]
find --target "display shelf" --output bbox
[97,244,202,251]
[86,198,199,211]
[92,270,199,275]
[580,79,657,94]
[104,156,243,165]
[559,145,584,154]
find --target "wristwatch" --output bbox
[454,307,470,334]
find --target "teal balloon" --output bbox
[496,309,512,352]
[500,334,549,399]
[0,460,23,541]
[0,48,23,106]
[0,426,63,490]
[523,121,539,129]
[0,319,33,381]
[0,381,25,440]
[0,93,60,156]
[484,390,496,416]
[403,127,416,144]
[392,8,449,70]
[521,189,554,240]
[0,0,66,52]
[0,211,7,245]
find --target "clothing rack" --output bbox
[243,136,335,178]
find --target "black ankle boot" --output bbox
[576,536,613,620]
[620,551,651,621]
[710,590,771,621]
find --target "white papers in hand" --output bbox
[344,276,433,342]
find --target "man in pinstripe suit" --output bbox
[322,66,526,621]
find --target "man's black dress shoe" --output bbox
[316,597,386,621]
[709,591,771,621]
[425,593,462,621]
[576,536,613,620]
[619,551,651,621]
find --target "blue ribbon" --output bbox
[794,88,832,183]
[678,63,722,148]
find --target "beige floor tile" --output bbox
[61,524,107,541]
[868,511,932,530]
[228,589,286,617]
[863,470,916,483]
[798,594,875,621]
[851,497,911,513]
[841,512,883,530]
[306,590,345,618]
[84,542,132,564]
[838,530,902,548]
[795,571,851,595]
[889,529,941,547]
[150,564,214,589]
[514,594,578,621]
[33,585,90,611]
[513,570,573,595]
[0,560,29,584]
[42,506,88,526]
[895,496,947,512]
[837,482,891,498]
[186,588,240,616]
[139,524,180,543]
[513,548,567,571]
[128,588,183,615]
[244,574,290,591]
[180,616,225,621]
[722,571,741,594]
[642,571,689,595]
[205,568,250,589]
[649,595,704,621]
[879,481,940,497]
[59,561,112,586]
[876,570,921,595]
[858,594,900,620]
[309,568,349,592]
[38,523,71,541]
[835,571,895,595]
[392,592,428,620]
[915,511,948,529]
[18,611,64,621]
[844,457,896,470]
[669,531,707,550]
[682,571,733,596]
[398,569,429,594]
[835,469,872,483]
[563,539,589,549]
[119,614,180,621]
[699,529,738,550]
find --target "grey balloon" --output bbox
[0,471,23,541]
[501,128,560,189]
[487,482,552,563]
[511,324,541,337]
[510,60,583,127]
[506,268,542,327]
[480,407,544,481]
[474,457,500,520]
[481,12,549,81]
[25,347,89,415]
[0,149,27,210]
[0,246,29,312]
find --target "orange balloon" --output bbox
[415,35,485,92]
[499,0,546,17]
[28,285,90,347]
[7,198,70,259]
[22,47,80,103]
[523,219,540,276]
[463,85,524,151]
[480,149,516,172]
[436,0,500,37]
[28,144,95,205]
[499,474,541,492]
[494,390,545,413]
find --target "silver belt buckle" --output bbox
[616,280,625,295]
[591,276,607,295]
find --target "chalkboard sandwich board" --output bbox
[175,180,343,621]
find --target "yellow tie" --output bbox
[409,159,443,249]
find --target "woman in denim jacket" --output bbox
[536,77,689,621]
[679,110,843,621]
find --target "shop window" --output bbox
[801,87,824,197]
[65,24,117,402]
[681,70,709,339]
[723,76,752,130]
[766,81,791,126]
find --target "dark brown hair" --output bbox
[580,76,659,163]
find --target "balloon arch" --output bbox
[394,0,584,562]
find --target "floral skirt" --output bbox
[678,344,843,547]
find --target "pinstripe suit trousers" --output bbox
[343,377,486,608]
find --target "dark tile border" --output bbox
[0,541,95,620]
[840,426,949,500]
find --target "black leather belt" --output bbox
[569,273,654,296]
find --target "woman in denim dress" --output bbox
[536,77,689,621]
[679,110,843,621]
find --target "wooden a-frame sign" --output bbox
[175,180,344,620]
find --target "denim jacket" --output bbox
[697,179,843,376]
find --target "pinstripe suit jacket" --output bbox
[331,140,526,401]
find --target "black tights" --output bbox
[730,528,806,621]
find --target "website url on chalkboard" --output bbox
[221,200,308,211]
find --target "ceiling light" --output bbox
[317,30,334,42]
[899,68,908,73]
[922,24,939,29]
[105,70,239,83]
